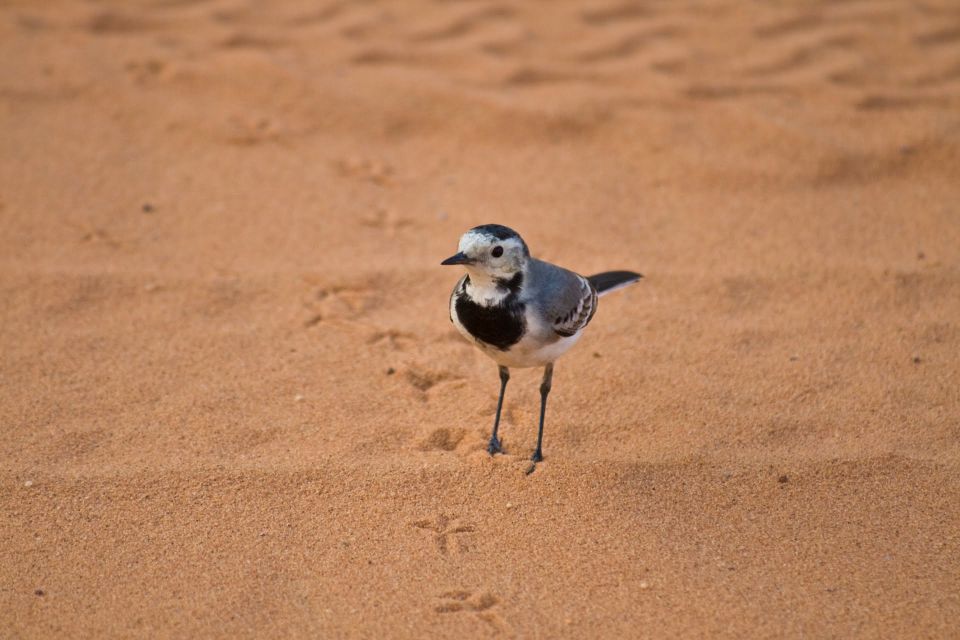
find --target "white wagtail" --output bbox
[441,224,642,473]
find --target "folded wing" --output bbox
[525,260,598,338]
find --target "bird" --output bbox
[441,224,642,473]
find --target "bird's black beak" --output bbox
[441,252,473,266]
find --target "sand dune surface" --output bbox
[2,0,960,637]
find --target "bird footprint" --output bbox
[435,590,506,631]
[412,514,475,554]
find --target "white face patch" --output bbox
[452,228,529,306]
[457,230,492,256]
[458,232,527,277]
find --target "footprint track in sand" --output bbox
[419,427,467,452]
[502,404,533,432]
[714,275,781,316]
[412,514,475,554]
[219,114,289,146]
[41,275,127,318]
[302,282,378,327]
[404,365,465,400]
[124,59,170,84]
[192,278,263,319]
[335,157,395,186]
[367,329,416,351]
[79,228,122,249]
[891,268,960,309]
[359,207,414,235]
[218,111,324,148]
[435,590,507,632]
[918,322,958,349]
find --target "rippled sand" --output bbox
[2,0,959,637]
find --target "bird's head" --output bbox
[441,224,529,282]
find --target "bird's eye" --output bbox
[491,246,503,258]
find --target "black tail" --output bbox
[587,270,643,296]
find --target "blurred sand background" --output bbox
[2,0,960,637]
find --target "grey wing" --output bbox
[527,259,598,337]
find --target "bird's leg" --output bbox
[527,363,554,473]
[488,366,510,455]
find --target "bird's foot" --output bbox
[486,435,503,456]
[525,450,543,475]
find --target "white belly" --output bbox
[480,331,582,368]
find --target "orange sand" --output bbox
[2,0,959,637]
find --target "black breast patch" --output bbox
[455,292,526,351]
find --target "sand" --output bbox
[2,0,960,637]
